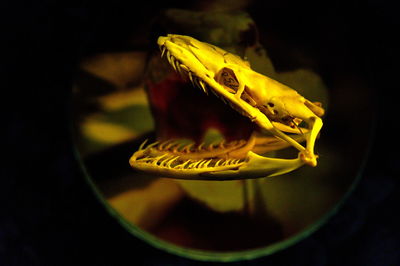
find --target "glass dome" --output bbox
[72,2,374,262]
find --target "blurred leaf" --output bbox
[80,51,147,88]
[108,178,184,230]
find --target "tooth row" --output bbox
[228,101,248,117]
[135,155,244,170]
[160,45,209,95]
[192,76,209,94]
[209,88,228,104]
[138,139,246,153]
[159,45,251,121]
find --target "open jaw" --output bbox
[129,34,325,180]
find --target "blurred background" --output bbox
[2,0,399,265]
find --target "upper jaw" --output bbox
[158,35,313,145]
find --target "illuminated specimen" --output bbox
[130,34,324,180]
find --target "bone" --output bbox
[188,71,193,83]
[158,140,174,151]
[146,141,160,150]
[138,139,149,151]
[164,140,181,150]
[165,156,180,168]
[181,143,194,153]
[187,161,198,169]
[199,80,208,94]
[159,155,172,167]
[215,159,223,167]
[151,154,168,165]
[160,46,166,58]
[203,159,212,168]
[197,142,205,151]
[176,61,185,77]
[175,160,190,169]
[170,56,178,72]
[179,64,189,72]
[172,143,183,153]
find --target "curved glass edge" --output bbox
[70,107,377,263]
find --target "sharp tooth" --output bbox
[166,51,175,66]
[198,160,208,168]
[208,140,218,150]
[146,141,159,150]
[203,159,212,168]
[193,77,202,91]
[176,160,190,169]
[159,155,172,167]
[210,89,219,98]
[220,95,228,104]
[171,57,178,72]
[228,101,242,114]
[187,161,196,169]
[164,140,180,150]
[152,154,168,165]
[159,155,173,167]
[226,159,235,166]
[168,54,177,70]
[182,143,194,153]
[180,64,189,72]
[176,63,187,79]
[138,139,149,150]
[175,61,183,76]
[166,156,180,168]
[215,92,228,104]
[160,46,166,58]
[158,140,174,150]
[215,159,224,167]
[211,89,224,102]
[188,72,194,86]
[172,142,183,152]
[192,160,203,169]
[197,142,205,151]
[199,80,208,95]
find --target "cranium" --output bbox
[129,34,324,180]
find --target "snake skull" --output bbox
[129,34,325,180]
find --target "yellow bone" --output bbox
[157,34,324,166]
[129,34,325,180]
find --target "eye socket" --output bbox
[215,67,239,93]
[267,102,274,107]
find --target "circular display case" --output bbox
[72,5,375,262]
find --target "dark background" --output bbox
[2,1,399,265]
